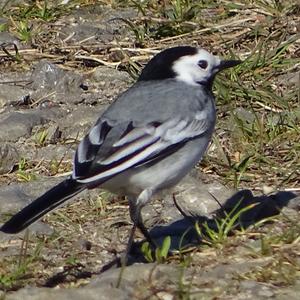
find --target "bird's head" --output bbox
[138,46,241,89]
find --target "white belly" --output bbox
[101,135,211,198]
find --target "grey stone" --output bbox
[0,111,41,141]
[162,172,235,220]
[4,286,130,300]
[0,177,66,214]
[99,7,138,36]
[30,61,84,104]
[239,280,277,299]
[67,23,111,43]
[59,105,107,140]
[0,111,38,141]
[0,185,31,213]
[44,124,61,144]
[286,195,300,210]
[0,108,63,142]
[203,258,272,280]
[257,287,274,297]
[0,221,53,243]
[0,84,27,108]
[0,177,101,235]
[30,61,79,91]
[0,17,6,24]
[275,280,300,299]
[0,72,32,108]
[21,177,66,199]
[0,142,19,174]
[240,280,260,290]
[278,71,300,87]
[233,107,256,124]
[89,263,179,291]
[280,207,299,219]
[92,66,132,83]
[34,144,74,161]
[57,7,137,44]
[0,31,20,47]
[226,107,258,139]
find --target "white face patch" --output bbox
[172,49,221,86]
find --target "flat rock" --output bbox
[33,144,74,161]
[162,172,235,220]
[0,31,20,47]
[0,177,100,235]
[0,84,28,108]
[89,263,179,293]
[0,108,62,142]
[0,111,43,141]
[92,66,132,83]
[0,184,31,213]
[57,6,137,44]
[59,105,107,140]
[0,221,53,245]
[29,61,85,105]
[0,143,19,174]
[278,71,300,87]
[0,177,65,215]
[275,280,300,300]
[4,286,129,300]
[286,195,300,210]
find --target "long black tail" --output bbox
[1,177,85,234]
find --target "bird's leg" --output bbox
[120,198,155,268]
[119,221,137,269]
[118,198,156,285]
[134,206,157,249]
[128,190,157,249]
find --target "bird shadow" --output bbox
[100,189,298,272]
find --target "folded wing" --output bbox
[73,112,209,185]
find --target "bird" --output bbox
[1,46,241,251]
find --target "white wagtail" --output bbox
[1,46,240,249]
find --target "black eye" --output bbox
[198,60,208,69]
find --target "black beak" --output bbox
[217,59,242,72]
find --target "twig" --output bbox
[74,54,120,66]
[254,101,283,113]
[30,91,56,108]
